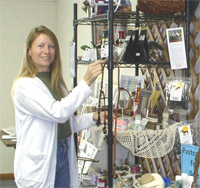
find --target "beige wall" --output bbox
[0,0,136,174]
[0,0,56,174]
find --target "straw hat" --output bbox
[133,173,165,188]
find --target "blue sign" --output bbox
[181,144,200,185]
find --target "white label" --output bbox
[97,182,105,187]
[125,35,131,42]
[139,35,145,41]
[170,81,184,101]
[141,118,148,126]
[101,44,108,59]
[178,125,193,145]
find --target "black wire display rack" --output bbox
[73,11,185,26]
[73,1,190,187]
[73,6,186,70]
[78,60,171,68]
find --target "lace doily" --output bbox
[116,122,178,158]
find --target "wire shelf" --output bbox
[74,11,185,26]
[77,60,170,68]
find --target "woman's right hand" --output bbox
[83,59,106,86]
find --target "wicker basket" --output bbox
[137,0,185,14]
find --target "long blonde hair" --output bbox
[12,25,67,97]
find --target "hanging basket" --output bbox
[137,0,185,15]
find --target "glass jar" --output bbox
[120,175,133,188]
[130,164,142,182]
[97,176,107,188]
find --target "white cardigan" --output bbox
[13,77,95,188]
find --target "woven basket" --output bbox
[137,0,185,14]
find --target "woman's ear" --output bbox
[28,48,32,56]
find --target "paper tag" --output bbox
[141,118,148,126]
[170,81,184,101]
[101,44,108,59]
[178,125,193,145]
[82,48,97,62]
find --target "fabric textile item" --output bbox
[116,122,179,158]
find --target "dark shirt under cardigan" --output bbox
[36,72,72,140]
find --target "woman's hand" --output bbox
[83,59,106,86]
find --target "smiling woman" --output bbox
[28,33,55,72]
[11,25,107,188]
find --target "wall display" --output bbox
[73,1,200,185]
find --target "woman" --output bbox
[12,25,106,188]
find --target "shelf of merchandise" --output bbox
[78,60,171,68]
[73,1,190,186]
[73,11,185,25]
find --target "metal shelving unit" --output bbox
[78,60,171,68]
[73,1,189,187]
[73,11,185,25]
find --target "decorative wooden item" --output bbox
[140,2,200,180]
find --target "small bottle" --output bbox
[117,30,126,61]
[131,91,136,103]
[135,114,142,130]
[133,83,141,119]
[187,176,194,188]
[118,30,125,46]
[135,83,142,103]
[181,173,189,188]
[130,164,142,182]
[102,30,108,46]
[174,175,182,188]
[101,30,108,59]
[97,176,107,188]
[162,106,169,129]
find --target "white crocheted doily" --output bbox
[116,122,178,158]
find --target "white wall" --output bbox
[0,0,137,174]
[55,0,92,89]
[0,0,56,174]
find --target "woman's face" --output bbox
[28,33,55,72]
